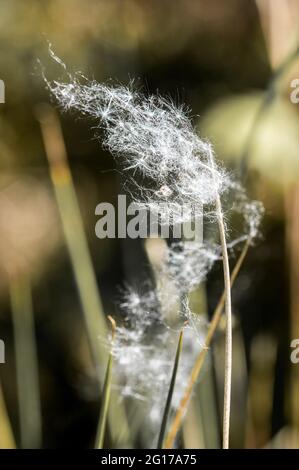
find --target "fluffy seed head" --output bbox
[46,65,231,214]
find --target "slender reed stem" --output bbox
[96,316,116,449]
[214,192,232,449]
[36,104,130,447]
[37,105,108,366]
[207,147,232,449]
[157,329,184,449]
[10,272,42,448]
[164,239,250,449]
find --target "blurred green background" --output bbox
[1,0,299,449]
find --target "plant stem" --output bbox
[164,238,250,449]
[36,104,131,447]
[207,146,232,449]
[96,316,116,449]
[10,272,42,448]
[37,105,108,368]
[157,329,184,449]
[215,192,232,449]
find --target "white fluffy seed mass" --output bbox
[112,286,206,440]
[47,73,230,212]
[46,57,264,444]
[164,241,219,294]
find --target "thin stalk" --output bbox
[208,147,232,449]
[96,316,116,449]
[0,381,16,448]
[10,272,42,448]
[157,329,184,449]
[36,104,130,447]
[164,239,250,449]
[37,106,108,365]
[215,192,232,449]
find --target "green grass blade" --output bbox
[157,329,184,449]
[37,105,131,447]
[10,273,42,448]
[96,316,116,449]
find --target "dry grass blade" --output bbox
[215,192,232,449]
[164,239,250,449]
[209,147,232,449]
[96,316,116,449]
[157,329,184,449]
